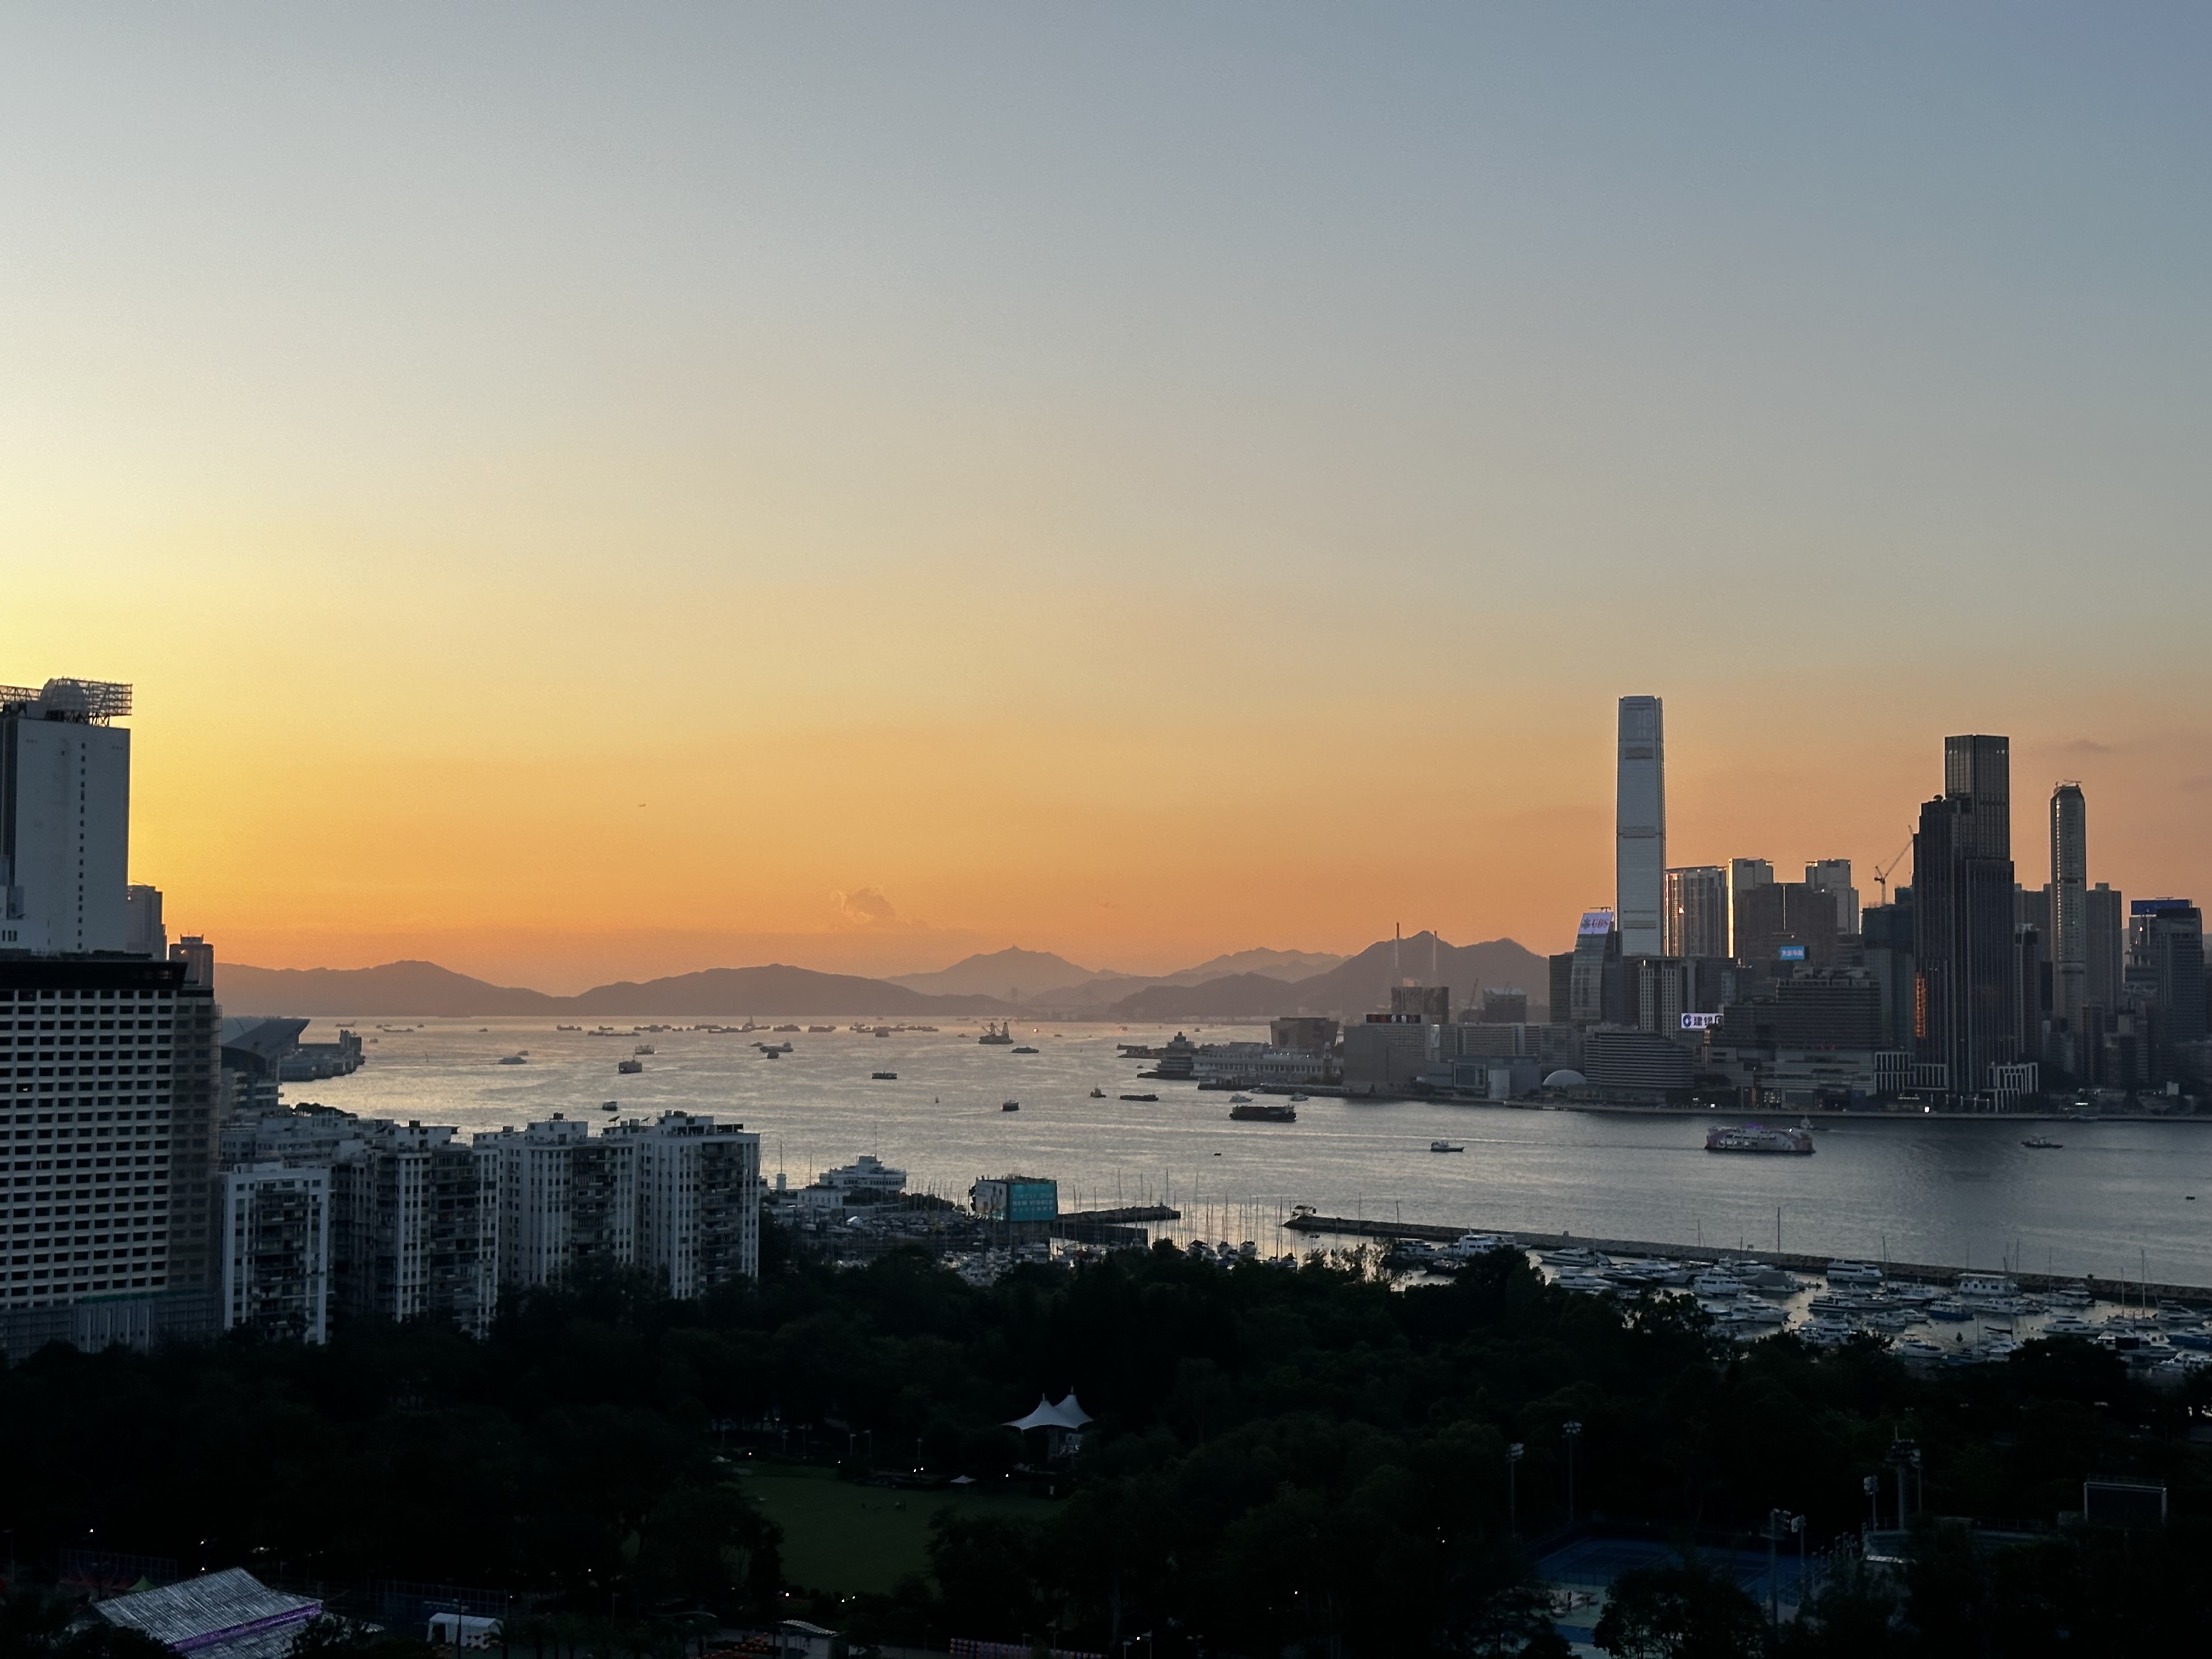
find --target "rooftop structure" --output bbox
[89,1567,319,1659]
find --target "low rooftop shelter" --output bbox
[89,1567,321,1659]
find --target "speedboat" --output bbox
[1229,1093,1255,1104]
[1430,1141,1466,1154]
[1288,1092,1311,1103]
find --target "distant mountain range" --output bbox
[216,934,1537,1021]
[1100,933,1547,1022]
[888,945,1345,1007]
[215,960,1008,1018]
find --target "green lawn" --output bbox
[737,1463,1060,1596]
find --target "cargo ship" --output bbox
[1705,1124,1813,1154]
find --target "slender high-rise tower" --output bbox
[1914,735,2018,1098]
[1615,696,1666,956]
[2049,783,2086,1032]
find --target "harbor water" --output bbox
[300,1018,2212,1287]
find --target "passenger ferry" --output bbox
[1706,1123,1814,1154]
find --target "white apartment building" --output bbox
[332,1120,500,1338]
[477,1115,636,1291]
[607,1110,760,1297]
[221,1161,330,1344]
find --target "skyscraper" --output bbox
[1615,697,1666,956]
[1913,736,2019,1099]
[2128,899,2208,1049]
[2049,783,2087,1032]
[1805,860,1860,936]
[1663,866,1728,960]
[2085,882,2125,1012]
[0,679,133,955]
[1728,858,1774,956]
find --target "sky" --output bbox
[2,4,2208,992]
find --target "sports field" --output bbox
[738,1464,1059,1596]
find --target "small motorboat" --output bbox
[1089,1087,1105,1098]
[634,1044,654,1055]
[1430,1141,1465,1153]
[601,1100,619,1113]
[1288,1092,1311,1103]
[872,1071,898,1080]
[1229,1093,1254,1104]
[1001,1099,1020,1111]
[497,1054,528,1065]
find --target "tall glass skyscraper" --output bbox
[1914,735,2018,1098]
[2049,783,2087,1032]
[1615,696,1666,957]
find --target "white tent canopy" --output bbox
[1005,1392,1094,1431]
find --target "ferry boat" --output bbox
[617,1058,645,1075]
[1120,1092,1159,1102]
[1706,1124,1814,1154]
[978,1022,1014,1046]
[1229,1100,1297,1123]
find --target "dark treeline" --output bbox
[3,1231,2209,1656]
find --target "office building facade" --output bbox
[2049,784,2087,1032]
[1729,859,1774,956]
[1912,736,2019,1100]
[0,957,221,1353]
[0,679,133,955]
[1615,697,1666,956]
[1663,865,1728,960]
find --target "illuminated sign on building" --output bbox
[1778,944,1807,961]
[1680,1012,1723,1030]
[1577,909,1616,938]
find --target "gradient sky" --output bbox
[3,4,2208,990]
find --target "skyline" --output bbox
[5,6,2210,989]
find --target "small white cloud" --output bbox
[829,887,902,928]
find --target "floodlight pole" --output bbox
[1507,1442,1525,1538]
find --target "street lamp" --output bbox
[1862,1475,1880,1531]
[1562,1421,1583,1527]
[1506,1443,1525,1538]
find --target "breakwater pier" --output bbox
[1281,1212,2212,1308]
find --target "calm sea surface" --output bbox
[294,1018,2212,1285]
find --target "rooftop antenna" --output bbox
[1431,930,1438,985]
[1393,923,1401,986]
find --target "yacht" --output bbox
[1956,1273,2018,1299]
[1825,1260,1886,1285]
[1895,1338,1947,1363]
[1692,1269,1748,1298]
[2042,1315,2099,1338]
[1554,1271,1614,1295]
[1926,1299,1972,1322]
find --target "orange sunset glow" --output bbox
[4,8,2207,991]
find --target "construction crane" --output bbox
[1873,836,1911,905]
